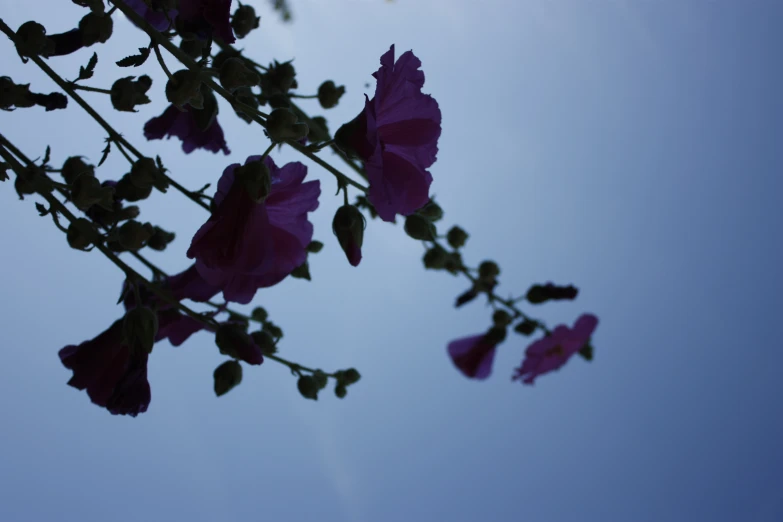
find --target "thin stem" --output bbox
[113,139,134,164]
[290,94,318,99]
[72,84,112,95]
[153,42,173,81]
[286,138,368,192]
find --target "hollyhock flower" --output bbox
[447,331,502,380]
[144,98,230,155]
[188,156,321,304]
[335,45,441,222]
[59,320,151,416]
[156,309,217,346]
[177,0,235,44]
[513,314,599,385]
[124,0,178,32]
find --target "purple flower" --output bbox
[59,320,151,417]
[177,0,235,44]
[187,156,320,304]
[336,45,441,222]
[156,308,216,346]
[124,0,178,32]
[513,314,599,385]
[165,264,221,303]
[447,333,499,380]
[144,102,230,155]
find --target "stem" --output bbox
[72,84,112,95]
[153,42,173,81]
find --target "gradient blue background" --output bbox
[1,1,782,521]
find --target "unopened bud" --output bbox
[146,226,176,251]
[341,368,361,386]
[334,383,347,399]
[215,323,263,365]
[166,69,203,109]
[513,319,537,336]
[297,375,319,400]
[251,307,268,323]
[417,200,443,221]
[213,360,243,396]
[179,38,206,60]
[72,173,114,211]
[404,214,436,241]
[317,80,345,109]
[234,159,271,202]
[233,86,259,124]
[261,60,296,94]
[312,370,328,390]
[115,173,152,202]
[219,57,260,92]
[332,204,365,266]
[526,283,579,304]
[67,218,99,250]
[129,157,168,193]
[110,76,152,112]
[122,305,158,355]
[478,260,500,279]
[447,226,468,249]
[15,21,54,57]
[117,220,154,250]
[483,326,507,344]
[231,4,260,39]
[78,12,113,46]
[266,107,308,142]
[61,156,94,185]
[423,245,448,269]
[250,330,276,355]
[492,310,513,327]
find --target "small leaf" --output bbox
[98,141,111,166]
[77,52,98,81]
[35,202,49,216]
[42,145,51,166]
[116,48,151,68]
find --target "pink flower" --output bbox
[187,156,320,304]
[447,333,500,380]
[513,314,598,385]
[336,45,441,222]
[144,99,230,155]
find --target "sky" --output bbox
[1,1,782,521]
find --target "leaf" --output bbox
[35,202,49,216]
[42,145,51,166]
[98,141,111,166]
[77,52,98,81]
[116,48,151,68]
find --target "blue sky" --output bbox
[1,1,782,521]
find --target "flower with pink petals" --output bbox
[335,45,441,222]
[447,331,503,380]
[187,155,321,304]
[513,314,598,385]
[124,0,178,32]
[144,96,230,155]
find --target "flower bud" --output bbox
[341,368,361,386]
[263,321,283,339]
[214,360,243,397]
[260,60,296,94]
[110,76,152,112]
[306,240,324,253]
[166,69,203,109]
[78,12,113,46]
[231,4,260,39]
[513,319,537,336]
[334,383,347,399]
[117,220,154,250]
[129,157,168,193]
[146,226,176,251]
[122,305,158,355]
[67,218,99,250]
[444,251,463,275]
[317,80,345,109]
[478,260,500,279]
[71,173,114,211]
[251,307,268,323]
[297,375,319,400]
[417,200,443,221]
[250,330,276,355]
[265,107,308,142]
[423,245,448,270]
[215,323,263,365]
[526,283,579,304]
[447,226,468,249]
[234,159,271,202]
[233,86,259,124]
[61,156,94,185]
[115,173,152,202]
[15,21,54,57]
[492,310,513,327]
[404,214,436,241]
[332,204,365,266]
[179,38,206,60]
[312,370,328,390]
[219,57,260,92]
[290,262,311,280]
